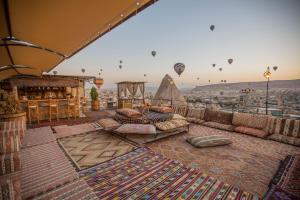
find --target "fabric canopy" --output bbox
[0,0,155,80]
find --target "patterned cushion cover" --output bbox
[186,135,232,148]
[232,112,268,129]
[0,135,20,154]
[186,108,205,120]
[97,118,121,130]
[0,178,21,200]
[115,124,156,135]
[150,106,172,113]
[0,152,21,175]
[234,126,268,138]
[203,121,235,132]
[116,108,142,118]
[172,114,186,120]
[204,109,233,125]
[155,119,189,131]
[282,119,300,138]
[268,134,300,147]
[186,117,204,124]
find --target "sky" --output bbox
[54,0,300,89]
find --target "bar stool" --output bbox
[48,99,59,122]
[67,98,77,119]
[27,100,40,124]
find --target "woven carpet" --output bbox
[59,131,137,170]
[20,142,78,199]
[22,126,56,147]
[53,123,102,139]
[80,147,261,200]
[33,179,98,200]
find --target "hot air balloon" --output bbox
[119,65,122,69]
[81,68,85,73]
[273,66,278,71]
[224,80,227,83]
[197,77,200,80]
[151,51,156,57]
[212,64,216,67]
[174,63,185,76]
[221,80,223,83]
[228,58,233,64]
[53,71,57,75]
[208,80,211,83]
[100,69,103,72]
[120,60,122,64]
[144,74,147,77]
[219,68,222,72]
[210,25,215,31]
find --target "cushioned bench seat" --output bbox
[203,121,235,132]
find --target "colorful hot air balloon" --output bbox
[151,51,156,57]
[119,65,122,69]
[228,58,233,64]
[53,71,57,75]
[212,64,216,67]
[81,68,85,73]
[210,25,215,31]
[219,68,222,72]
[174,63,185,76]
[273,66,278,71]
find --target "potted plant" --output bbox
[90,87,100,111]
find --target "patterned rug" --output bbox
[20,142,78,199]
[53,123,102,139]
[22,126,56,147]
[80,147,261,200]
[33,179,98,200]
[59,131,137,170]
[147,125,300,196]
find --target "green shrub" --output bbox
[90,87,99,101]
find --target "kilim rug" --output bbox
[33,179,98,200]
[53,123,102,139]
[20,142,78,199]
[59,131,137,170]
[22,126,56,147]
[80,147,261,200]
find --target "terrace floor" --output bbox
[20,111,300,198]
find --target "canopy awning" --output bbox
[0,0,156,80]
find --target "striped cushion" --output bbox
[98,118,121,130]
[0,135,20,154]
[274,118,286,135]
[283,119,300,138]
[0,152,21,175]
[268,134,300,147]
[0,178,21,200]
[155,119,189,131]
[186,135,232,148]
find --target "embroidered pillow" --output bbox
[97,118,121,130]
[115,124,156,135]
[116,108,142,118]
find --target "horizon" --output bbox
[53,0,300,89]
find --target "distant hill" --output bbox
[192,79,300,92]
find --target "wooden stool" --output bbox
[67,98,77,119]
[27,100,40,124]
[48,99,59,122]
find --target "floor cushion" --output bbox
[0,134,20,154]
[150,106,172,113]
[97,118,121,130]
[0,178,21,200]
[186,135,232,148]
[115,124,156,135]
[0,152,21,175]
[186,117,204,124]
[203,121,235,132]
[269,134,300,147]
[173,114,186,120]
[283,119,300,138]
[204,109,233,125]
[155,119,189,131]
[116,108,142,118]
[235,126,268,138]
